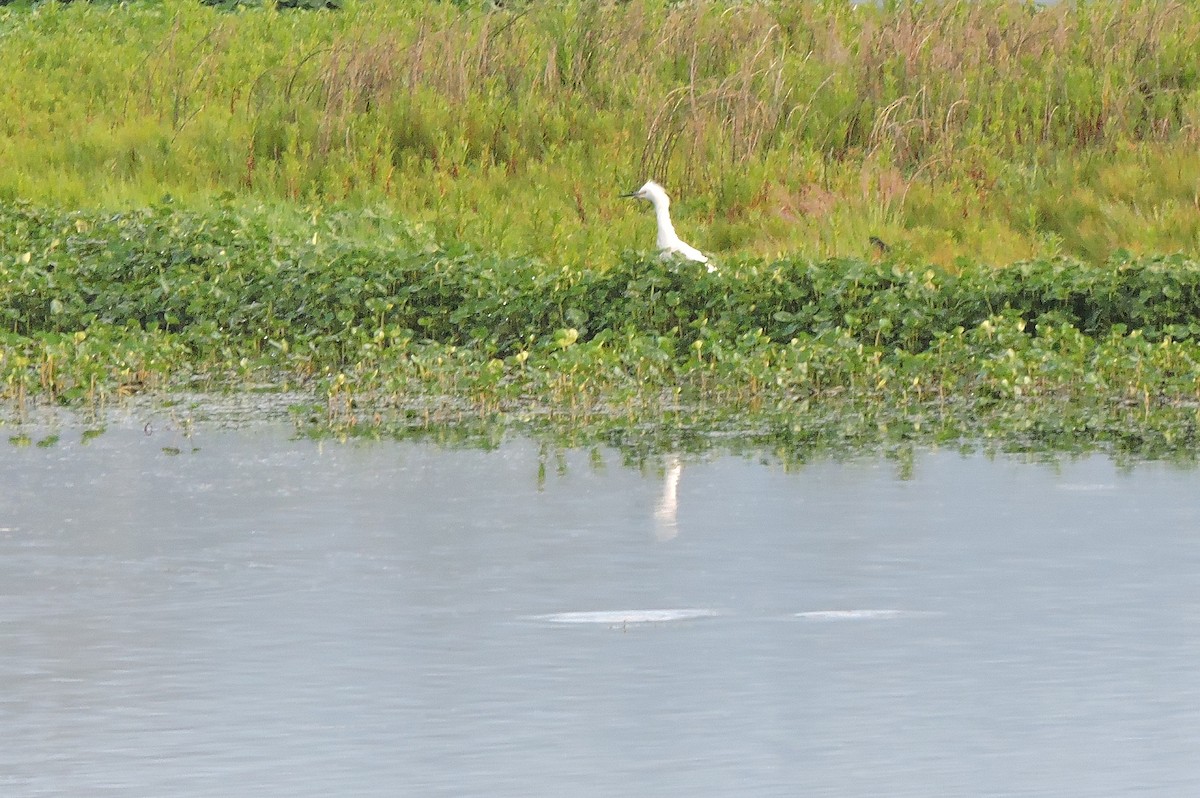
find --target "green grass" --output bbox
[2,0,1200,265]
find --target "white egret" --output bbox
[621,180,714,271]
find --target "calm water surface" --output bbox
[2,421,1199,796]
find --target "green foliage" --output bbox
[5,199,1200,457]
[6,0,1200,455]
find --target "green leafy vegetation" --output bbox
[4,200,1200,457]
[4,0,1200,457]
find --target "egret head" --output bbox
[621,180,670,208]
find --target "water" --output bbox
[2,422,1200,796]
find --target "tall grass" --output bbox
[3,0,1200,264]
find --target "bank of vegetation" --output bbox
[4,200,1200,457]
[3,0,1200,455]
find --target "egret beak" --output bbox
[620,190,640,199]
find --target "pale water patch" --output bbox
[532,609,721,625]
[1056,482,1118,491]
[795,609,939,620]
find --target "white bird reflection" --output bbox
[654,454,682,541]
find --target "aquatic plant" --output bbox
[4,199,1200,457]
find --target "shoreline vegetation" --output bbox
[4,0,1200,457]
[6,200,1200,459]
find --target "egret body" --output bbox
[621,180,713,271]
